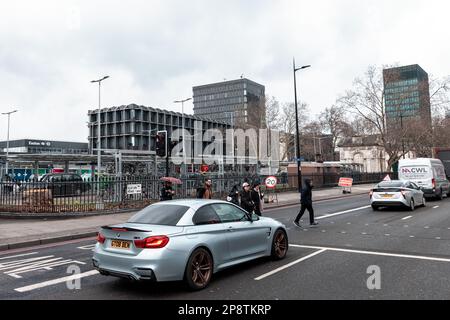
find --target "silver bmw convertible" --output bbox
[92,199,288,290]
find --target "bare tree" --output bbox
[319,105,355,160]
[265,95,282,131]
[278,102,309,161]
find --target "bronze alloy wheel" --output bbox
[272,230,288,260]
[186,248,212,290]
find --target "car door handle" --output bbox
[227,226,234,232]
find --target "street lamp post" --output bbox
[174,97,192,176]
[400,113,406,159]
[293,58,311,193]
[91,76,109,177]
[1,110,18,177]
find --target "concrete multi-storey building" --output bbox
[87,104,232,166]
[193,78,266,128]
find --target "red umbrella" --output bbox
[160,177,182,185]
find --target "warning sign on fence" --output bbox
[127,184,142,195]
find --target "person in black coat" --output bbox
[227,184,240,206]
[250,182,264,216]
[294,179,318,227]
[160,181,175,201]
[240,182,255,213]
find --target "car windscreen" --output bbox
[127,204,189,226]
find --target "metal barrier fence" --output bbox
[0,172,396,213]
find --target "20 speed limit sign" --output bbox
[265,176,278,188]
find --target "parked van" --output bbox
[398,158,450,200]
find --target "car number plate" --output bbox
[111,240,131,249]
[381,194,393,198]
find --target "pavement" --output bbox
[0,183,375,251]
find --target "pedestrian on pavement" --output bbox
[196,178,213,199]
[240,182,255,214]
[227,184,240,206]
[250,181,264,216]
[160,181,175,201]
[294,178,318,227]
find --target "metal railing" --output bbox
[0,172,396,213]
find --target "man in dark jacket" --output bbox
[160,181,175,201]
[294,179,318,227]
[227,184,240,206]
[250,182,264,216]
[240,182,255,213]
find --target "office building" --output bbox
[193,78,266,128]
[87,104,231,160]
[383,64,431,126]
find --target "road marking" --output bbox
[0,255,85,279]
[0,252,38,260]
[77,244,96,251]
[316,205,371,220]
[14,270,99,293]
[255,249,326,281]
[402,216,413,220]
[290,244,450,263]
[433,206,439,209]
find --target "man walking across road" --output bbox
[294,179,318,227]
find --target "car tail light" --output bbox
[96,232,106,244]
[134,236,169,249]
[400,190,407,199]
[432,178,436,189]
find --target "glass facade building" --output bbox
[193,78,266,128]
[383,64,431,126]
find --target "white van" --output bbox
[398,158,450,200]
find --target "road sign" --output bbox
[338,177,353,187]
[383,174,391,181]
[127,184,142,195]
[265,176,278,188]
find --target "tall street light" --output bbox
[1,110,18,176]
[293,58,311,193]
[91,76,109,177]
[174,97,192,175]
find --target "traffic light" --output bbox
[155,131,167,157]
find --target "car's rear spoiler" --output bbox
[101,226,150,232]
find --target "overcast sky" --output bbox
[1,0,449,142]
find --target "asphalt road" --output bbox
[1,194,450,300]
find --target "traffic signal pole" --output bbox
[156,130,169,177]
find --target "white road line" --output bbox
[316,205,371,220]
[290,244,450,263]
[433,206,439,209]
[402,216,413,220]
[254,249,326,281]
[0,252,38,260]
[14,270,99,293]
